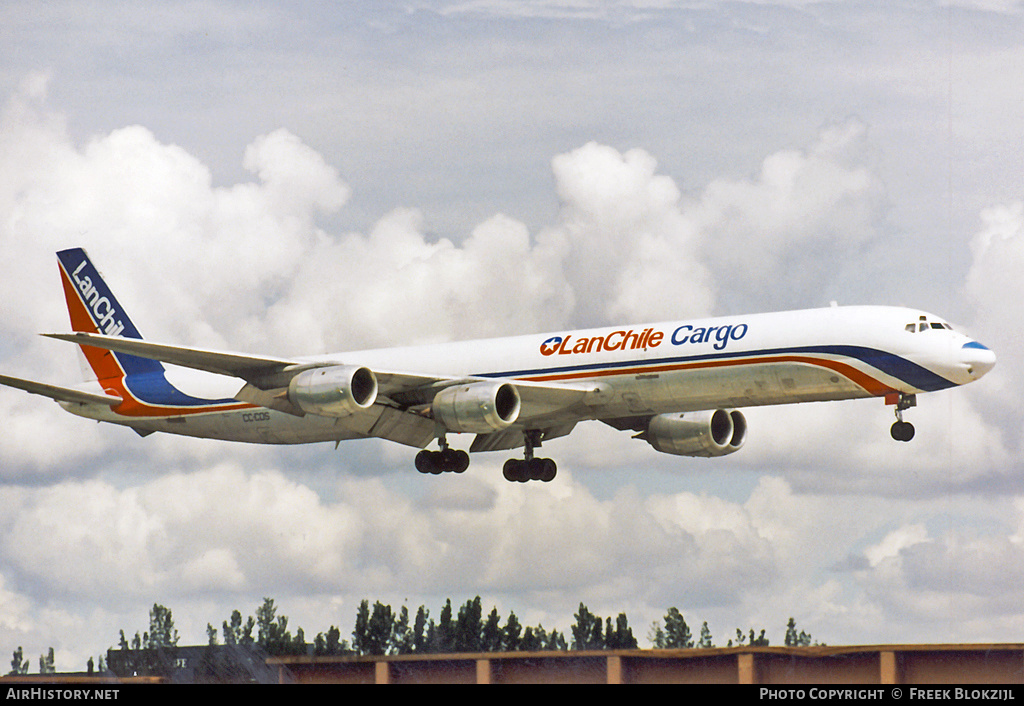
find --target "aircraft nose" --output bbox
[961,341,996,378]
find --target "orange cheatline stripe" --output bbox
[60,264,124,381]
[518,354,898,397]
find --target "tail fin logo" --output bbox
[70,260,126,336]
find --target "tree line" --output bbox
[7,597,818,675]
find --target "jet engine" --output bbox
[288,365,378,417]
[641,409,747,457]
[432,382,521,434]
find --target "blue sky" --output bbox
[2,1,1024,670]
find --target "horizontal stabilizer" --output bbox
[0,373,122,407]
[44,331,301,382]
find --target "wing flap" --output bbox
[0,373,122,407]
[367,406,438,448]
[511,379,610,418]
[234,383,306,416]
[470,422,577,452]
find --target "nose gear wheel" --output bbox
[890,394,916,442]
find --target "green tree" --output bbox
[111,604,180,677]
[606,613,637,649]
[38,647,55,674]
[412,606,430,653]
[521,624,546,651]
[352,600,371,655]
[255,597,304,656]
[697,621,714,648]
[314,625,348,656]
[649,621,666,649]
[502,611,522,652]
[482,607,503,652]
[118,629,140,651]
[392,605,414,654]
[291,627,307,656]
[730,627,769,647]
[663,607,693,649]
[785,617,813,647]
[546,629,568,651]
[255,598,278,648]
[436,599,455,653]
[571,603,603,650]
[8,646,28,675]
[222,609,255,646]
[363,601,395,655]
[147,604,179,648]
[454,597,483,652]
[423,620,437,653]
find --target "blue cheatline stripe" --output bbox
[124,372,241,408]
[475,345,956,393]
[828,346,953,392]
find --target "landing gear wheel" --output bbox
[503,458,525,483]
[449,449,470,473]
[889,394,917,442]
[502,457,557,482]
[416,447,471,474]
[537,458,557,482]
[415,449,436,474]
[502,429,558,482]
[890,421,915,442]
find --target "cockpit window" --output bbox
[905,317,953,333]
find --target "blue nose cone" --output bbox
[962,341,996,378]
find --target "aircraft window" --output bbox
[905,320,952,332]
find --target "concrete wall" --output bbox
[268,644,1024,684]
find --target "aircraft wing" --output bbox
[44,331,455,397]
[43,331,605,423]
[0,373,122,407]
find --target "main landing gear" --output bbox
[415,430,559,482]
[415,436,470,475]
[890,393,916,442]
[502,430,557,483]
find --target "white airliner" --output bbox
[0,248,996,482]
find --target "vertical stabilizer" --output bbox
[56,248,164,381]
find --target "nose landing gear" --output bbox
[889,393,916,442]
